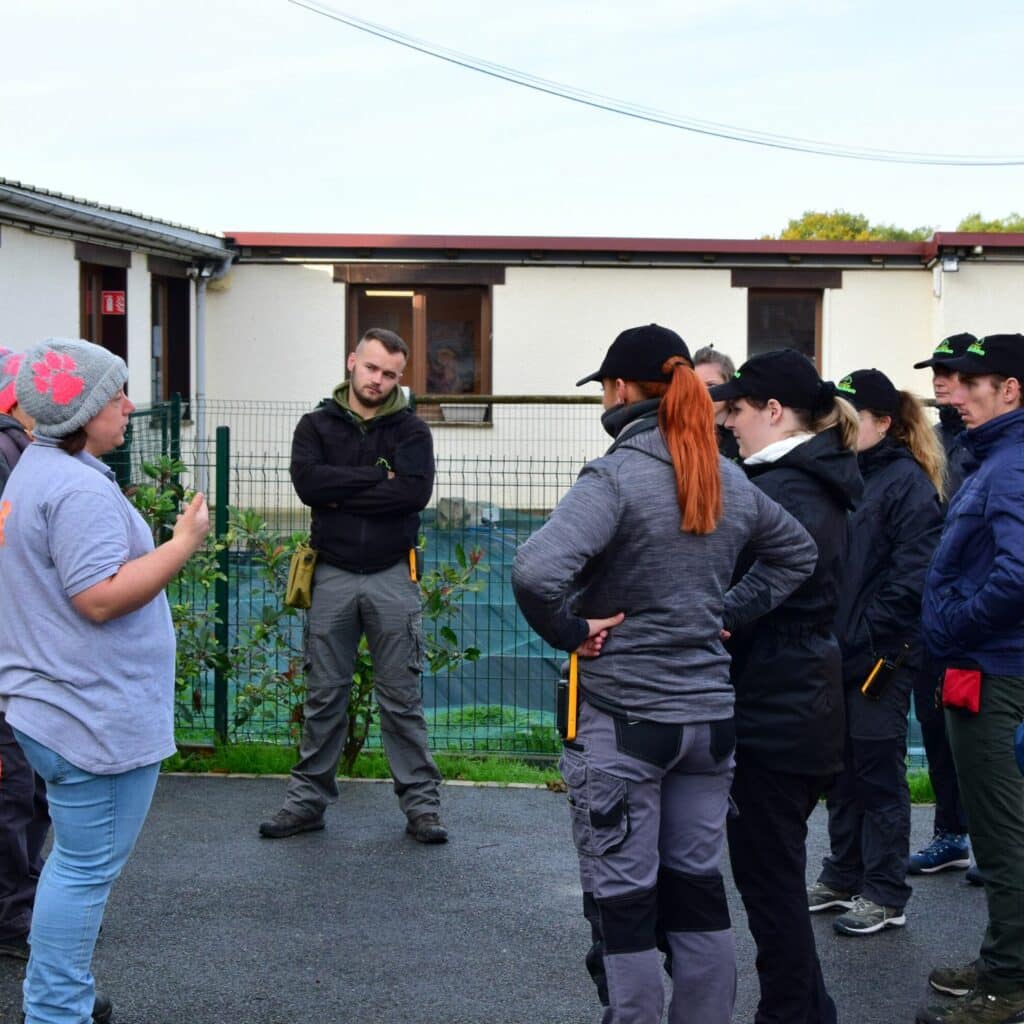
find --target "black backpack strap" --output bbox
[0,426,28,472]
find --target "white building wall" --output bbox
[205,263,345,404]
[494,266,746,393]
[936,262,1024,340]
[824,269,936,396]
[125,253,152,402]
[0,228,79,348]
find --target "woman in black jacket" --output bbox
[810,368,945,937]
[712,349,862,1024]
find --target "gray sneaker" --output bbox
[807,881,855,912]
[929,962,978,997]
[833,896,906,935]
[258,808,325,839]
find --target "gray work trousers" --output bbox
[560,701,737,1024]
[284,560,442,821]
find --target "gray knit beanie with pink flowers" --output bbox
[15,338,128,439]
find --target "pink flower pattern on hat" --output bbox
[0,353,22,413]
[32,350,84,406]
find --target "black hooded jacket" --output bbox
[937,404,971,502]
[833,437,943,685]
[727,428,863,775]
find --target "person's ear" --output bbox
[766,398,783,424]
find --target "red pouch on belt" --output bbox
[942,666,982,714]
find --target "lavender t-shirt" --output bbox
[0,441,176,774]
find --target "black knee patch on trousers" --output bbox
[596,885,658,955]
[582,892,609,1006]
[658,866,731,932]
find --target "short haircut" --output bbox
[359,328,409,359]
[693,345,736,380]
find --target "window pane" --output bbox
[747,290,818,361]
[426,289,482,394]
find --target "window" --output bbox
[150,274,191,414]
[733,269,841,370]
[337,265,501,413]
[747,290,821,365]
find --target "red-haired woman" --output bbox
[513,324,818,1024]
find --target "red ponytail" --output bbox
[656,360,722,534]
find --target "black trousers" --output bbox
[0,711,50,942]
[729,754,837,1024]
[913,658,968,835]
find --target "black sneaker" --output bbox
[406,813,449,844]
[930,962,978,997]
[0,933,29,960]
[258,808,325,839]
[916,987,1024,1023]
[20,991,111,1024]
[93,993,113,1023]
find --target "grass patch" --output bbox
[907,769,936,804]
[163,742,560,786]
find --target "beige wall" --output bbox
[493,266,746,394]
[205,263,346,404]
[824,269,937,396]
[936,263,1024,340]
[0,229,79,349]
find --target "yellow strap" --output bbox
[566,653,579,742]
[408,548,418,583]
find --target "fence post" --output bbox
[213,425,230,744]
[170,393,182,464]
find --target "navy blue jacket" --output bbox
[922,408,1024,674]
[833,438,943,686]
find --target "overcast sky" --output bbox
[4,0,1023,239]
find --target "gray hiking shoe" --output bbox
[258,808,325,839]
[406,813,449,844]
[807,881,855,912]
[833,895,906,935]
[930,962,979,997]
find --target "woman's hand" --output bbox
[173,492,211,555]
[576,612,625,657]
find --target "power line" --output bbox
[287,0,1024,167]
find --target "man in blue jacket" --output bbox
[917,333,1024,1024]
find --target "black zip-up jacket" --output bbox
[937,404,970,503]
[727,428,863,775]
[290,393,435,574]
[833,437,943,685]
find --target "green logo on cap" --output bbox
[733,370,741,379]
[934,339,954,355]
[836,375,856,395]
[967,339,987,356]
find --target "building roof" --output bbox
[225,230,1024,269]
[0,177,231,265]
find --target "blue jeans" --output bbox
[13,730,160,1024]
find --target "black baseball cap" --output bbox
[708,349,829,411]
[938,333,1024,380]
[576,324,692,387]
[834,368,900,416]
[913,332,977,370]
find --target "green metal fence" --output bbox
[121,395,929,765]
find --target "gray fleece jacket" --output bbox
[512,411,818,724]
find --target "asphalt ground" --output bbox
[0,776,989,1024]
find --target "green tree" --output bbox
[776,209,932,242]
[956,212,1024,232]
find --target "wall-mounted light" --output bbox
[941,255,959,272]
[365,290,414,297]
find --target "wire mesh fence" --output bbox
[120,395,928,765]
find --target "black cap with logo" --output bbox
[834,368,901,416]
[913,332,977,370]
[576,324,692,387]
[937,334,1024,380]
[708,349,832,412]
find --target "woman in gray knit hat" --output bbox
[0,338,210,1024]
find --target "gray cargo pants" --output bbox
[559,700,736,1024]
[283,560,442,822]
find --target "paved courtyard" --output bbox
[0,775,988,1023]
